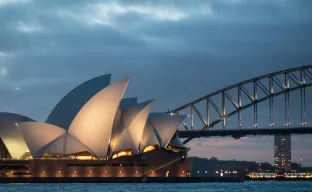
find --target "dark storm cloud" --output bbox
[0,0,312,164]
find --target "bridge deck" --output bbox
[178,127,312,139]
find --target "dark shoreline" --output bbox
[1,177,312,183]
[0,177,244,183]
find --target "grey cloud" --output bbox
[0,0,312,164]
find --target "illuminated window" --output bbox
[166,145,186,152]
[42,153,64,159]
[112,150,132,159]
[143,146,157,153]
[68,151,96,160]
[70,156,94,160]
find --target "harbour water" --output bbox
[0,181,311,191]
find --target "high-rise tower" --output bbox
[274,134,291,171]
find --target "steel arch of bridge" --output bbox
[171,65,312,144]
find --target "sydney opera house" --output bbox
[0,74,191,178]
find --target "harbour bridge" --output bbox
[171,65,312,144]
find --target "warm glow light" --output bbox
[69,155,94,160]
[166,145,184,153]
[143,146,156,153]
[112,150,132,159]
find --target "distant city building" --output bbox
[274,135,291,170]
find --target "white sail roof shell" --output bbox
[37,133,67,155]
[111,128,134,153]
[149,113,187,148]
[23,131,92,156]
[111,100,154,155]
[17,122,66,158]
[65,133,91,155]
[46,74,111,130]
[169,138,187,148]
[140,121,160,153]
[0,113,35,159]
[110,97,138,152]
[68,77,130,158]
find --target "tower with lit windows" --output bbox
[274,134,291,171]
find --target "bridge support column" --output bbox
[269,77,274,128]
[238,86,242,129]
[301,70,306,127]
[254,81,258,129]
[285,73,290,127]
[222,92,226,131]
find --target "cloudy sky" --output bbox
[1,0,312,165]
